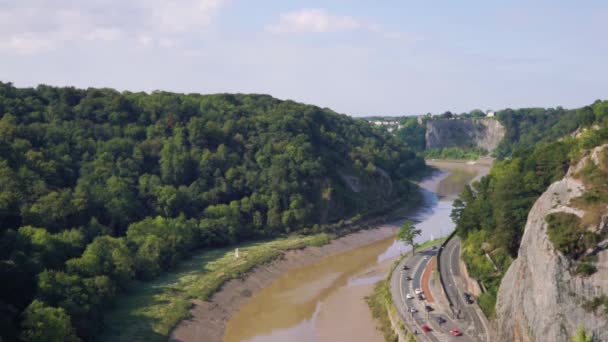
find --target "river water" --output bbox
[223,161,487,342]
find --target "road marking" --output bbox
[444,238,490,342]
[399,252,443,342]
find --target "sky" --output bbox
[1,0,607,116]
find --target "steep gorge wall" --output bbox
[319,167,395,223]
[496,145,608,342]
[425,118,505,151]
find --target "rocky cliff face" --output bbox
[318,167,395,223]
[496,145,608,342]
[425,118,505,151]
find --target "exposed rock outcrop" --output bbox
[496,145,608,342]
[425,118,505,151]
[320,167,395,223]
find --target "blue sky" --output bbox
[1,0,607,116]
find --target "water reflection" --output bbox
[378,168,465,261]
[223,163,484,342]
[224,236,396,342]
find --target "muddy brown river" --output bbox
[223,161,488,342]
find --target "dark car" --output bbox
[418,293,425,300]
[402,265,410,270]
[405,276,412,281]
[464,292,474,304]
[435,316,446,324]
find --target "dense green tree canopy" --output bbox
[452,103,608,317]
[0,82,424,341]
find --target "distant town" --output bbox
[363,110,496,133]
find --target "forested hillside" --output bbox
[451,100,608,317]
[0,82,424,341]
[493,104,606,158]
[389,103,607,160]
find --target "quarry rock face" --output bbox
[425,118,505,151]
[496,145,608,342]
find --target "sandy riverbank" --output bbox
[169,159,491,342]
[426,158,491,185]
[169,224,401,342]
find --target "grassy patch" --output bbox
[99,233,331,342]
[546,212,598,260]
[417,237,446,250]
[582,295,608,315]
[100,194,429,342]
[366,281,398,342]
[424,147,488,160]
[571,149,608,227]
[98,191,425,342]
[366,239,442,342]
[460,229,512,319]
[570,326,592,342]
[477,288,497,319]
[575,254,599,276]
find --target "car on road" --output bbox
[406,293,414,299]
[425,304,434,312]
[402,265,410,270]
[450,329,462,336]
[418,293,425,300]
[464,292,474,304]
[405,276,412,280]
[435,316,446,324]
[409,307,417,313]
[414,288,423,295]
[421,325,431,332]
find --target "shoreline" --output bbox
[169,224,403,342]
[169,159,489,342]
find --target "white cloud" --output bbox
[0,0,226,54]
[267,8,423,44]
[137,34,154,47]
[151,0,224,33]
[0,34,54,55]
[84,28,122,42]
[268,9,360,34]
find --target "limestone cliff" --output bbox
[318,167,395,224]
[496,145,608,342]
[425,118,505,151]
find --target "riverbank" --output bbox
[218,166,471,342]
[101,160,484,342]
[170,222,415,342]
[218,162,482,342]
[426,158,492,193]
[367,239,445,342]
[99,192,422,342]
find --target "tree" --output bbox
[66,236,134,289]
[160,128,192,185]
[0,82,429,340]
[397,220,421,255]
[571,327,592,342]
[21,300,79,342]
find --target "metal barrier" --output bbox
[436,229,458,308]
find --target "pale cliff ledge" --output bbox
[496,144,608,342]
[425,118,505,151]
